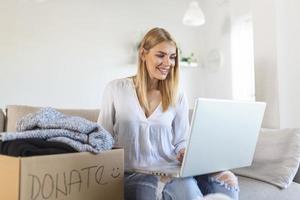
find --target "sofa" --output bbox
[1,105,300,200]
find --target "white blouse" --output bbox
[98,78,189,170]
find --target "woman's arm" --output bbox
[172,93,190,158]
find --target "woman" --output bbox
[98,27,239,200]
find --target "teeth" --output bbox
[157,68,169,75]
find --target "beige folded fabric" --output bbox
[232,128,300,189]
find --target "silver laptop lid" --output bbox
[180,98,266,177]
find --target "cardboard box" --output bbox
[0,149,124,200]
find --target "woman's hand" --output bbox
[176,148,185,163]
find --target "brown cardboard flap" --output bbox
[20,149,124,200]
[0,155,20,200]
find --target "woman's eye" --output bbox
[170,56,176,60]
[156,54,164,58]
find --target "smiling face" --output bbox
[143,41,177,81]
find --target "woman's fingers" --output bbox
[177,148,185,162]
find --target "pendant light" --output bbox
[183,1,205,26]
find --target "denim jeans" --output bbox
[124,173,239,200]
[195,174,239,199]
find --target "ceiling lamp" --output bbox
[183,1,205,26]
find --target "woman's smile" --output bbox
[156,66,170,76]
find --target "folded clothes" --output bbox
[0,107,114,153]
[0,138,77,157]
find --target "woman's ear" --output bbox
[140,48,147,61]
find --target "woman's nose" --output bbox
[162,56,171,66]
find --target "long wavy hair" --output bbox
[133,27,180,114]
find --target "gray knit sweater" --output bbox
[0,107,114,153]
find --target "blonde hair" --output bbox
[134,27,179,114]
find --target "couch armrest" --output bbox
[0,109,5,132]
[294,168,300,184]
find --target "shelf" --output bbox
[180,62,199,68]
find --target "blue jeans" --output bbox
[124,173,239,200]
[195,174,239,199]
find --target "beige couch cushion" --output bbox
[233,128,300,188]
[0,109,5,132]
[5,105,100,132]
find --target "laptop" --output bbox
[131,98,266,177]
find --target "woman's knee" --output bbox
[208,171,239,200]
[210,171,238,188]
[163,177,203,200]
[124,173,158,200]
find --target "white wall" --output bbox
[0,0,203,109]
[276,0,300,128]
[250,0,300,128]
[251,0,280,128]
[196,0,233,100]
[197,0,299,128]
[4,0,289,129]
